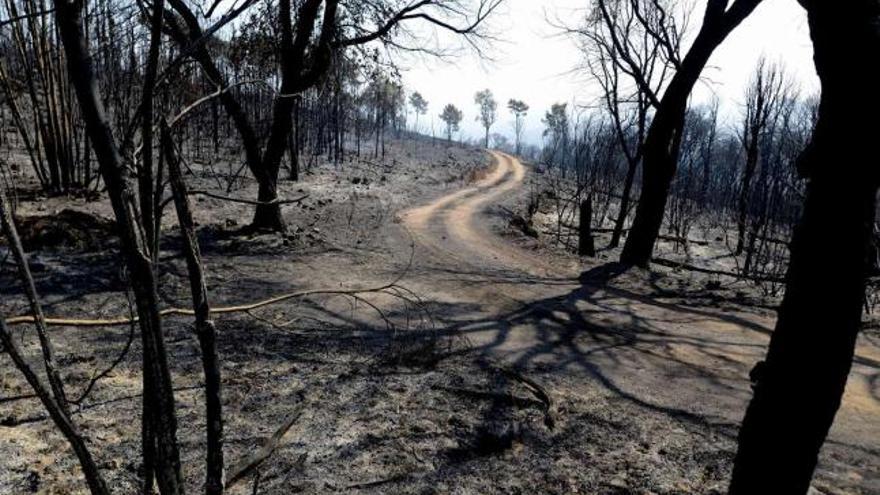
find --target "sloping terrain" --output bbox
[0,144,877,494]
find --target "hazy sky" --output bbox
[400,0,818,146]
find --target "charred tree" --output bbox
[163,122,225,494]
[620,0,763,267]
[578,195,595,257]
[729,1,880,492]
[53,0,184,492]
[163,0,501,231]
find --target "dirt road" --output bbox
[402,151,880,492]
[2,148,876,493]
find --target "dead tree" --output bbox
[0,318,110,494]
[138,0,168,257]
[0,188,69,412]
[0,0,86,193]
[53,0,184,492]
[730,1,880,492]
[666,105,720,251]
[572,0,680,249]
[736,59,786,255]
[164,0,501,231]
[620,0,764,267]
[578,195,595,256]
[0,189,109,494]
[163,121,224,494]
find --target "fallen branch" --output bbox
[8,285,394,327]
[8,236,418,328]
[558,223,710,246]
[187,190,309,206]
[493,365,555,430]
[651,257,785,284]
[432,385,546,409]
[224,394,307,489]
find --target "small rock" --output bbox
[27,471,40,492]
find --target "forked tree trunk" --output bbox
[729,2,880,492]
[166,0,335,232]
[620,0,763,267]
[53,1,184,493]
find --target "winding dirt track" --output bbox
[400,151,880,489]
[403,151,563,278]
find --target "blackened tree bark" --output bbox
[163,122,225,494]
[736,59,783,256]
[139,0,166,258]
[578,0,677,249]
[165,0,335,231]
[620,0,764,267]
[0,190,108,494]
[579,196,595,257]
[53,1,184,492]
[729,2,880,493]
[253,0,336,230]
[0,188,69,415]
[163,0,278,228]
[0,317,110,495]
[163,0,500,231]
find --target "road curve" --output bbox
[398,150,880,486]
[402,151,567,278]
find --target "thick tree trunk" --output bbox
[251,179,284,231]
[729,2,880,492]
[165,0,279,229]
[53,2,184,493]
[619,100,685,266]
[620,0,763,267]
[579,196,596,257]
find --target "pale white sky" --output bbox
[400,0,818,146]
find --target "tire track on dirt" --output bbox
[403,151,569,279]
[399,149,880,478]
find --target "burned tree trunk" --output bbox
[53,1,184,492]
[165,0,336,232]
[0,188,69,414]
[0,189,109,493]
[620,0,763,267]
[137,0,166,257]
[610,157,637,249]
[0,317,110,495]
[729,2,880,492]
[579,196,595,257]
[163,122,225,494]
